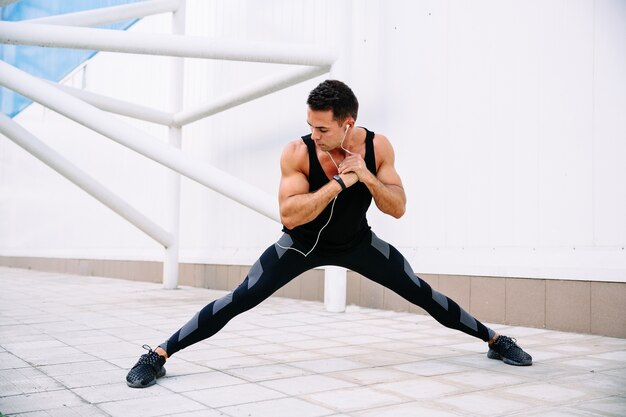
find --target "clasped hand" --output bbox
[338,154,368,187]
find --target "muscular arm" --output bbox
[279,141,358,229]
[338,134,406,218]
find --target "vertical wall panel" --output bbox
[0,0,624,281]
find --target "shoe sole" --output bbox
[126,367,167,388]
[487,351,532,366]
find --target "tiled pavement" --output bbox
[0,267,625,417]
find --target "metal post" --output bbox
[163,0,186,289]
[323,0,354,313]
[324,266,347,313]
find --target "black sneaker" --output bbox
[487,335,532,366]
[126,345,166,388]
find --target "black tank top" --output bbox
[283,128,377,255]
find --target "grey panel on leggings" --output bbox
[158,341,168,353]
[460,308,478,332]
[432,290,449,310]
[247,259,264,289]
[178,311,199,342]
[404,258,421,287]
[274,233,292,259]
[371,233,390,259]
[213,292,233,315]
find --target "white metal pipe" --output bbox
[174,65,330,127]
[50,82,173,125]
[0,21,336,66]
[324,266,347,313]
[26,0,182,27]
[0,60,280,223]
[0,113,173,248]
[162,0,186,289]
[325,2,353,313]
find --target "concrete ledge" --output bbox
[1,256,624,338]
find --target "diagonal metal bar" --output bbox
[50,81,174,126]
[0,60,280,222]
[0,21,336,66]
[0,112,173,248]
[174,64,330,127]
[26,0,182,27]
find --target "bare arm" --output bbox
[279,141,358,229]
[338,134,406,218]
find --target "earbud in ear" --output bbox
[345,125,350,133]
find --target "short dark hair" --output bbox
[307,80,359,122]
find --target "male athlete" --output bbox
[126,80,532,388]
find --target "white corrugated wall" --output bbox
[1,0,624,281]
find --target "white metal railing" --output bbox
[0,0,346,310]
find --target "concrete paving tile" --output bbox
[556,356,624,371]
[54,369,126,389]
[260,374,356,395]
[283,338,344,350]
[289,358,367,373]
[1,269,624,417]
[374,377,461,400]
[161,410,228,417]
[71,381,171,404]
[38,360,120,377]
[2,340,67,353]
[255,332,314,344]
[175,347,244,362]
[590,350,626,362]
[435,391,534,416]
[439,369,530,389]
[219,397,333,417]
[183,382,286,408]
[208,336,261,348]
[354,402,465,417]
[506,406,606,416]
[159,359,215,377]
[307,386,404,413]
[349,351,421,367]
[9,404,111,417]
[393,359,471,377]
[232,343,293,355]
[194,354,273,370]
[0,389,85,414]
[13,346,98,366]
[575,395,626,417]
[331,367,416,385]
[0,351,31,370]
[502,382,588,403]
[259,349,328,363]
[157,371,246,392]
[313,345,373,357]
[98,393,205,417]
[0,367,63,395]
[560,372,626,396]
[330,335,392,345]
[224,363,307,382]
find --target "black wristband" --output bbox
[333,174,347,191]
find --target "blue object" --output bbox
[0,0,142,117]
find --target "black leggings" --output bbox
[159,231,495,356]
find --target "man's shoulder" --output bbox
[281,138,310,166]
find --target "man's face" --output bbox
[306,107,345,152]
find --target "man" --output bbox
[126,80,532,388]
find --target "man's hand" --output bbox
[338,153,374,183]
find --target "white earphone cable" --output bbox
[276,126,351,257]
